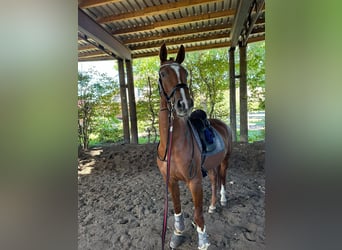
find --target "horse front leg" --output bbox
[189,180,210,250]
[169,180,185,249]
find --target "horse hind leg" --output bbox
[220,126,233,206]
[219,154,229,206]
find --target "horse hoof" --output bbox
[208,205,216,213]
[198,226,210,250]
[198,242,210,250]
[220,201,227,206]
[170,232,185,249]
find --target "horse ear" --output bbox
[175,45,185,64]
[159,43,167,62]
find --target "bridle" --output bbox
[158,81,189,103]
[158,62,189,106]
[157,62,190,162]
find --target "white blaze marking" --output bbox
[170,64,181,82]
[180,88,189,109]
[170,64,188,109]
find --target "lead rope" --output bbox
[161,108,174,250]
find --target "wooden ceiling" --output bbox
[78,0,265,61]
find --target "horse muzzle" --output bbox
[175,96,194,117]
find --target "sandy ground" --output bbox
[78,141,265,249]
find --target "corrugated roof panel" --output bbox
[78,0,264,60]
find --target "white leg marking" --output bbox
[220,185,227,205]
[208,205,216,213]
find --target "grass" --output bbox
[86,129,265,147]
[138,135,160,144]
[248,129,265,142]
[85,122,265,148]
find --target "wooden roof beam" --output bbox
[79,56,114,62]
[244,0,265,43]
[123,19,264,45]
[78,44,98,51]
[123,23,233,45]
[79,50,108,58]
[97,0,224,23]
[129,32,231,50]
[79,0,122,9]
[130,28,264,52]
[78,8,131,60]
[112,9,236,35]
[230,0,254,47]
[132,35,265,58]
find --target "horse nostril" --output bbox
[177,99,185,109]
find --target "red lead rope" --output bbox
[161,118,174,250]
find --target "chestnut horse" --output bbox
[156,44,232,250]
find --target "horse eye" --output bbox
[160,72,165,78]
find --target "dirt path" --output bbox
[78,142,265,249]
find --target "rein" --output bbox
[161,108,174,250]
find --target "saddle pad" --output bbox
[188,121,225,157]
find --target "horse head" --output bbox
[158,43,194,117]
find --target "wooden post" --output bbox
[118,58,130,143]
[229,47,237,142]
[125,59,138,144]
[239,42,248,142]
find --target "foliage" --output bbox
[78,68,121,149]
[247,42,265,110]
[91,116,122,143]
[184,49,229,118]
[79,43,265,145]
[133,43,265,143]
[133,57,160,143]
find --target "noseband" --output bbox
[158,81,188,102]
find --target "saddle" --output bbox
[188,109,225,177]
[189,109,216,152]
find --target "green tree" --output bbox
[78,68,120,149]
[133,57,160,142]
[78,72,92,149]
[247,41,265,110]
[132,43,265,143]
[185,49,229,119]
